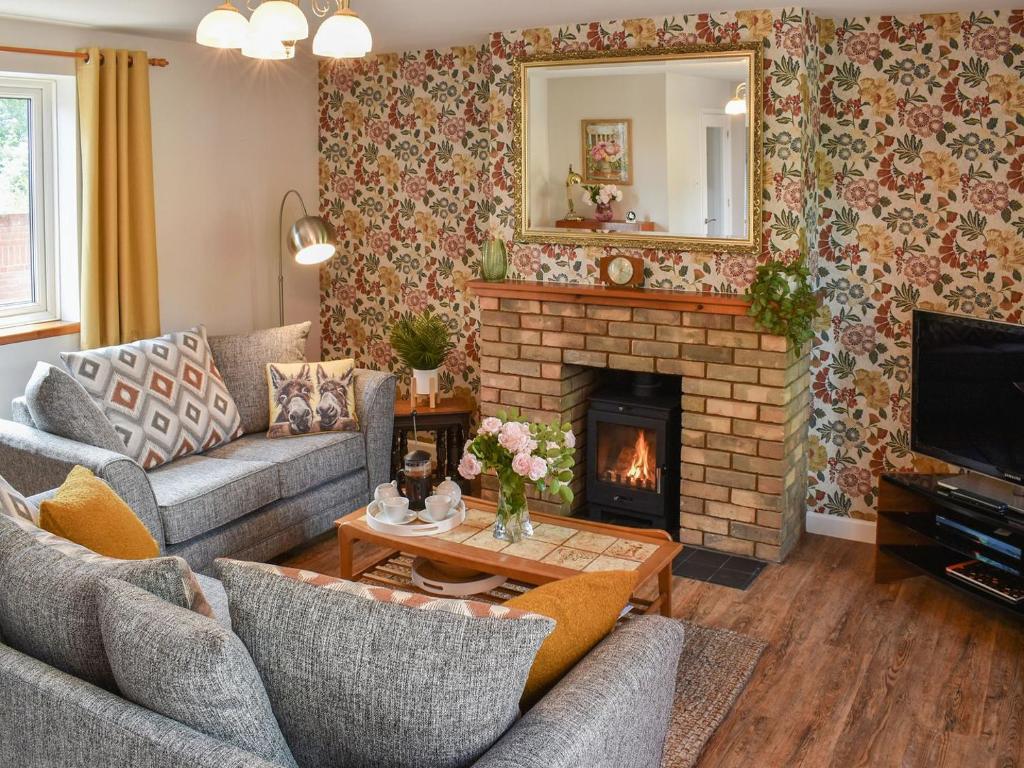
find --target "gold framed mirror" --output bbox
[514,43,763,253]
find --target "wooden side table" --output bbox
[392,395,474,492]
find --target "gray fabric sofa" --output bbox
[0,605,683,768]
[0,351,396,575]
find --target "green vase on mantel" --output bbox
[480,239,508,282]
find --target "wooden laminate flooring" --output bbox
[279,531,1024,768]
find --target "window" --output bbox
[0,75,60,329]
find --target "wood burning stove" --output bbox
[586,372,681,538]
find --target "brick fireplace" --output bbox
[472,279,811,562]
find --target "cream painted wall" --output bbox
[0,18,319,418]
[545,74,668,228]
[665,74,737,235]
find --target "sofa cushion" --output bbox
[24,362,127,454]
[195,573,232,629]
[216,559,554,768]
[40,466,160,560]
[267,360,359,438]
[97,578,299,768]
[504,569,639,709]
[148,456,281,545]
[205,431,366,498]
[60,326,244,470]
[209,322,311,435]
[0,514,207,691]
[0,475,37,524]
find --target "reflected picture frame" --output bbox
[581,119,632,185]
[513,42,764,254]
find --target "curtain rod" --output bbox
[0,45,169,67]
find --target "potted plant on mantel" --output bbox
[747,258,818,349]
[388,310,455,408]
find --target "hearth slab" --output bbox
[673,548,766,591]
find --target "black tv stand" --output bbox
[877,473,1024,618]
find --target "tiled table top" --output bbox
[434,507,663,573]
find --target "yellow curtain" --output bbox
[76,47,160,349]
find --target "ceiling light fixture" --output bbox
[725,82,748,115]
[250,0,309,41]
[312,0,372,58]
[242,27,295,59]
[196,2,249,48]
[196,0,372,60]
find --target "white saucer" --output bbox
[367,501,417,526]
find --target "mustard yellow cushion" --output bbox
[39,466,159,560]
[266,359,358,438]
[504,569,639,709]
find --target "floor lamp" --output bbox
[279,189,337,326]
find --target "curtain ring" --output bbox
[82,53,129,66]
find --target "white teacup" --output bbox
[422,494,452,522]
[379,496,411,523]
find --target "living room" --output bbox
[0,1,1022,766]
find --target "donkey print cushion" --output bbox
[60,327,243,470]
[266,359,359,439]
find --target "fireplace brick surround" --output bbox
[472,280,811,562]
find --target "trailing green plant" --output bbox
[747,259,817,349]
[388,310,456,371]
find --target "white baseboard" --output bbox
[805,512,876,544]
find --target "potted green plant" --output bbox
[389,310,456,400]
[747,258,817,349]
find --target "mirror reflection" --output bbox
[522,52,757,248]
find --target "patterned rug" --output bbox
[357,556,764,768]
[661,622,766,768]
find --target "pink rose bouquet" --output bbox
[458,410,575,541]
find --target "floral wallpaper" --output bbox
[319,8,1024,526]
[318,46,491,400]
[809,10,1024,520]
[488,10,813,291]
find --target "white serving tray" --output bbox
[365,499,466,537]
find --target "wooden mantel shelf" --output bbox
[470,279,750,316]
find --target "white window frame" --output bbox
[0,75,59,329]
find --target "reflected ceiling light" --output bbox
[250,0,309,41]
[196,2,249,48]
[725,82,748,115]
[312,0,372,58]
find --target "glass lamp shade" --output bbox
[312,9,373,58]
[196,2,249,48]
[288,216,336,264]
[250,0,309,41]
[725,83,748,115]
[724,97,747,115]
[242,27,294,59]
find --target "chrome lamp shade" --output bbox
[278,189,337,325]
[288,215,336,265]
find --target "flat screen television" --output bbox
[912,309,1024,487]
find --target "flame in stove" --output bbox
[625,430,654,486]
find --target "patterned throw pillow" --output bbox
[266,359,358,438]
[215,559,554,768]
[0,476,37,524]
[61,326,243,469]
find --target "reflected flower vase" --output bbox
[595,202,614,222]
[493,482,533,543]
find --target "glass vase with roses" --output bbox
[458,411,576,543]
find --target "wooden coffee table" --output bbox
[335,496,682,617]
